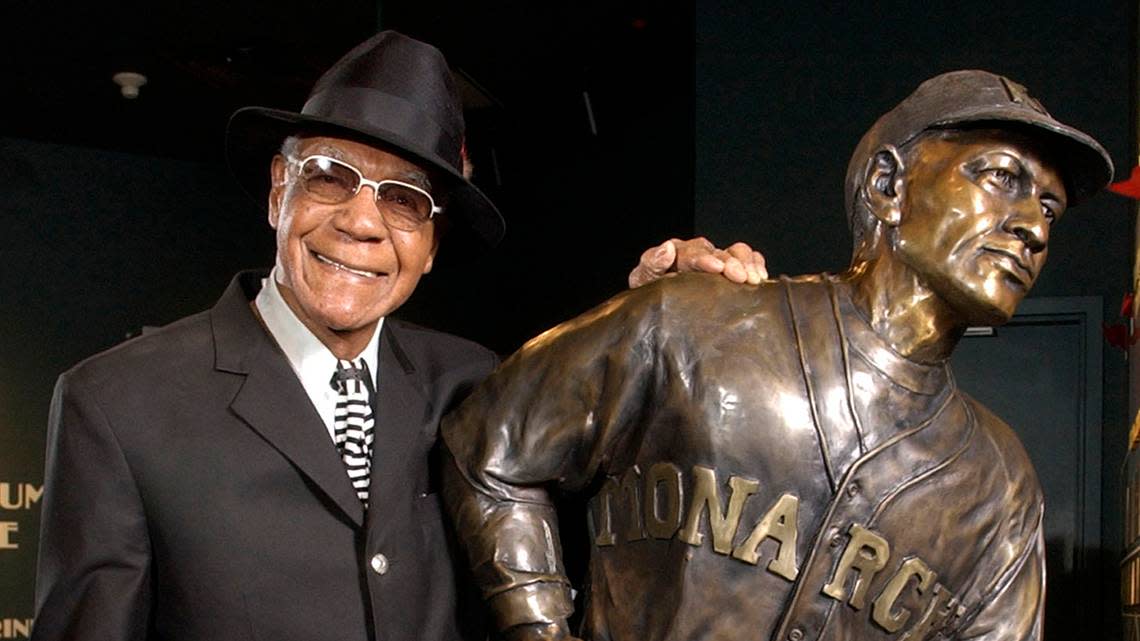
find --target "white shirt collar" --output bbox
[254,267,383,440]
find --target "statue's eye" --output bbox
[984,168,1018,190]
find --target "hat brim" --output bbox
[928,109,1114,207]
[226,106,505,250]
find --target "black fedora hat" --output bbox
[226,30,504,248]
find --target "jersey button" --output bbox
[828,528,843,548]
[370,553,389,575]
[846,481,861,498]
[788,626,804,641]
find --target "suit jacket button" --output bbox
[370,553,390,575]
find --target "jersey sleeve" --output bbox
[955,517,1044,641]
[442,286,667,634]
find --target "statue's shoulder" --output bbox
[612,273,836,344]
[961,395,1044,505]
[520,273,835,358]
[640,271,833,316]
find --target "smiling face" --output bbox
[268,135,440,353]
[893,129,1067,325]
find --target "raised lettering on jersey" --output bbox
[591,462,805,583]
[731,493,801,581]
[592,466,650,547]
[592,477,619,547]
[871,556,937,633]
[898,583,964,641]
[644,462,683,539]
[592,463,801,582]
[678,465,760,554]
[620,466,647,541]
[589,462,967,639]
[822,523,891,609]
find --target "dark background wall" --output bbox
[0,0,1135,638]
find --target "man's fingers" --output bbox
[629,240,678,288]
[725,242,754,262]
[644,239,678,273]
[691,252,727,275]
[724,242,768,284]
[752,251,769,282]
[674,237,720,273]
[722,256,749,283]
[630,236,767,288]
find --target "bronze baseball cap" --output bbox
[845,69,1114,218]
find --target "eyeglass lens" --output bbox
[297,157,434,230]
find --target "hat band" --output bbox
[302,87,461,169]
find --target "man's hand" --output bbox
[628,237,768,288]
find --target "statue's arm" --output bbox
[442,289,664,640]
[954,517,1044,640]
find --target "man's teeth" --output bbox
[314,253,379,278]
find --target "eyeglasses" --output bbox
[286,155,442,231]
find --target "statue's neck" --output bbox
[846,258,966,364]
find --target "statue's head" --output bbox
[844,70,1113,325]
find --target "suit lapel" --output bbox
[212,272,365,527]
[368,321,431,519]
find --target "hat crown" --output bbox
[301,31,465,170]
[844,69,1112,218]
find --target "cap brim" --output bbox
[931,109,1114,206]
[225,106,505,250]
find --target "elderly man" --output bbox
[30,31,761,641]
[442,70,1113,641]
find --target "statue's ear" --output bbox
[862,145,905,227]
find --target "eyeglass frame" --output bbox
[284,154,444,225]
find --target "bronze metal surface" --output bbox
[443,70,1111,641]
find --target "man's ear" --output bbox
[268,155,288,229]
[862,145,906,227]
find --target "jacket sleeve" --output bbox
[32,371,152,641]
[442,287,666,635]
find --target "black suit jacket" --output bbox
[33,271,497,641]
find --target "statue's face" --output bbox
[894,129,1067,325]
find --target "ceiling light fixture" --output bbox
[112,71,148,99]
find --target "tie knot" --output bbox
[330,359,371,392]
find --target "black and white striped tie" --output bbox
[330,359,375,507]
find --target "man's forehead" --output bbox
[296,137,351,160]
[293,135,433,188]
[295,135,407,163]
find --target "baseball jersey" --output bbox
[443,272,1044,641]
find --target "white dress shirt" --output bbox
[254,268,382,443]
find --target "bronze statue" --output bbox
[442,71,1113,641]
